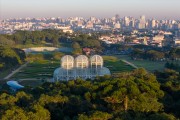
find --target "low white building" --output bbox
[53,55,111,81]
[174,38,180,46]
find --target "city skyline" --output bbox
[1,0,180,20]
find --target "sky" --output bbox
[0,0,180,20]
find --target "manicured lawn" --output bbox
[0,55,136,87]
[12,56,135,80]
[103,56,135,73]
[11,60,60,79]
[19,80,45,87]
[116,55,180,72]
[7,55,170,81]
[0,80,7,86]
[0,69,11,79]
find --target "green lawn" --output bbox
[0,69,12,79]
[116,55,177,72]
[5,55,168,81]
[11,60,60,80]
[103,56,135,73]
[12,56,134,80]
[4,55,135,87]
[19,80,45,87]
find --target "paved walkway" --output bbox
[121,59,138,69]
[4,62,29,80]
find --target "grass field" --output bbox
[3,54,171,80]
[1,55,179,88]
[0,69,12,79]
[11,56,134,80]
[0,55,135,87]
[11,60,60,80]
[116,55,180,72]
[103,56,135,73]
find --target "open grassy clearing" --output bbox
[11,60,60,79]
[12,56,134,80]
[116,55,180,72]
[1,55,135,87]
[103,56,135,73]
[0,69,12,79]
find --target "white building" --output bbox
[114,21,121,29]
[138,15,146,29]
[53,55,111,81]
[174,38,180,46]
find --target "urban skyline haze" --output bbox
[1,0,180,20]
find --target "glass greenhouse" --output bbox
[53,55,111,81]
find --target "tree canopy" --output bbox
[0,68,178,120]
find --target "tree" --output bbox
[78,111,112,120]
[28,105,51,120]
[146,50,164,61]
[0,68,179,119]
[72,42,82,55]
[100,68,164,113]
[0,46,24,70]
[0,35,15,46]
[124,36,133,43]
[52,36,59,47]
[1,106,28,120]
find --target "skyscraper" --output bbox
[124,16,130,27]
[115,14,120,22]
[151,19,156,28]
[114,21,121,29]
[138,15,146,29]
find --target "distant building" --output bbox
[53,55,111,81]
[62,29,73,33]
[149,19,156,28]
[54,26,73,33]
[174,38,180,46]
[138,15,146,29]
[124,16,130,27]
[114,21,121,29]
[153,34,164,42]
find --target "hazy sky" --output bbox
[1,0,180,19]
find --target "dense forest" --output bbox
[0,29,64,46]
[0,46,26,71]
[0,29,101,49]
[130,47,180,61]
[0,68,179,120]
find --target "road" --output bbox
[121,59,138,69]
[4,62,29,80]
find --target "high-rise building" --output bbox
[115,14,120,21]
[90,16,96,22]
[151,19,156,28]
[129,19,135,28]
[138,15,146,29]
[178,23,180,29]
[124,16,130,27]
[114,21,121,29]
